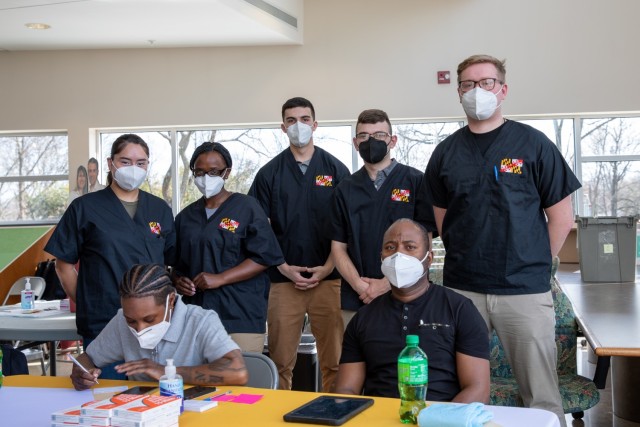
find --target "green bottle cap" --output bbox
[406,335,419,345]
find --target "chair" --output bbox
[2,276,46,305]
[242,352,279,389]
[489,258,600,419]
[2,276,48,375]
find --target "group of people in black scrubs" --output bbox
[46,54,578,427]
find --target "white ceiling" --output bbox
[0,0,303,51]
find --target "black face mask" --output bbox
[358,138,389,164]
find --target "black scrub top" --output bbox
[329,162,432,311]
[248,146,349,283]
[424,120,582,294]
[174,193,284,334]
[44,187,176,339]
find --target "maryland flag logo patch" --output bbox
[315,175,333,187]
[219,218,240,233]
[391,189,411,202]
[500,158,524,174]
[148,222,162,235]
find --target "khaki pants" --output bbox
[341,309,357,332]
[267,279,343,392]
[230,333,265,353]
[452,289,566,427]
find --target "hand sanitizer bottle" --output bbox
[21,278,35,309]
[159,359,184,413]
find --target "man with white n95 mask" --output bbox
[333,219,489,403]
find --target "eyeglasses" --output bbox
[458,78,502,93]
[193,168,228,178]
[355,131,392,142]
[114,158,149,168]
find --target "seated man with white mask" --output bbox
[332,219,490,403]
[70,264,248,390]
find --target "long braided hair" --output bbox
[119,264,174,305]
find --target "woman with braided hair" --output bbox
[70,264,247,391]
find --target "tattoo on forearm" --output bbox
[184,350,246,385]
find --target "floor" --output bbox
[564,342,639,426]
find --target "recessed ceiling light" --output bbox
[25,23,51,30]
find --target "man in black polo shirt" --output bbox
[333,219,489,403]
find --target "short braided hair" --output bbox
[119,264,174,305]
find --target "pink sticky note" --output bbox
[209,393,264,404]
[232,394,264,404]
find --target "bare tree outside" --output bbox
[393,122,463,172]
[581,118,640,216]
[0,134,68,221]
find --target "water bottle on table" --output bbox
[398,334,428,424]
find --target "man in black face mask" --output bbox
[329,109,436,328]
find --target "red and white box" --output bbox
[112,395,181,421]
[51,406,83,424]
[78,415,111,426]
[110,414,179,427]
[81,394,145,417]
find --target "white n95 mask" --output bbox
[128,293,173,350]
[461,87,502,121]
[287,122,313,147]
[114,165,147,191]
[194,174,225,199]
[381,252,429,289]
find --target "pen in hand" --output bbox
[68,354,99,384]
[204,390,232,401]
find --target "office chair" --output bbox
[242,352,279,389]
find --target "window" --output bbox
[518,118,576,172]
[99,125,353,214]
[393,121,464,172]
[0,133,68,223]
[579,117,640,216]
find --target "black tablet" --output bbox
[283,395,374,426]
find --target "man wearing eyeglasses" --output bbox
[329,109,436,328]
[417,54,580,426]
[248,97,350,392]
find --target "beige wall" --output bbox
[1,0,639,170]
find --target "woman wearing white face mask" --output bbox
[46,134,176,380]
[173,142,284,353]
[70,264,247,390]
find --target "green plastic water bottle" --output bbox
[398,335,428,424]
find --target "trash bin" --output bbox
[291,334,319,392]
[576,216,639,282]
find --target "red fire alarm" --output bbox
[437,71,450,84]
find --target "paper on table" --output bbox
[0,386,94,427]
[0,300,63,317]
